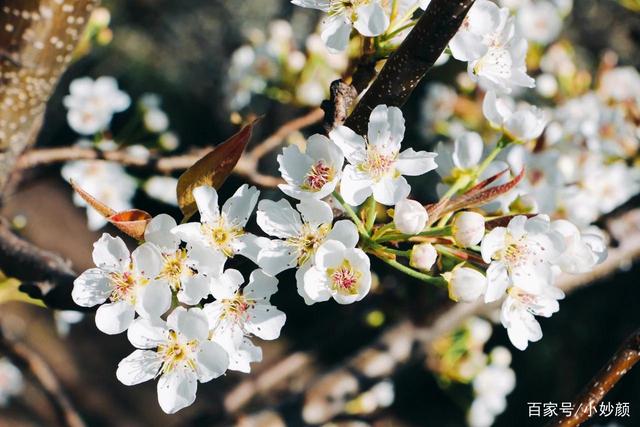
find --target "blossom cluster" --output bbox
[61,77,181,230]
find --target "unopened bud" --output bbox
[452,211,485,247]
[445,266,486,302]
[394,199,428,235]
[410,243,437,271]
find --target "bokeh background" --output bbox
[1,0,639,426]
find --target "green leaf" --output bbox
[176,120,257,221]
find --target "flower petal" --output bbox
[72,268,112,307]
[372,175,411,206]
[192,186,220,224]
[92,233,129,272]
[145,214,180,252]
[136,281,172,318]
[222,184,260,228]
[396,149,438,176]
[256,199,302,238]
[196,341,229,382]
[243,269,279,300]
[116,350,162,386]
[244,304,286,340]
[157,368,198,414]
[95,301,135,335]
[127,317,168,349]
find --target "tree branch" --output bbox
[547,327,640,427]
[0,332,86,427]
[344,0,475,135]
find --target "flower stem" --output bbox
[374,225,452,243]
[333,191,368,235]
[373,253,446,286]
[475,134,511,179]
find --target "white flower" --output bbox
[551,220,605,274]
[483,91,547,141]
[63,76,131,135]
[144,176,179,206]
[303,240,372,305]
[410,243,438,271]
[435,132,484,180]
[292,0,389,52]
[0,358,23,407]
[61,160,137,230]
[468,354,516,426]
[481,215,564,301]
[516,1,562,45]
[449,0,508,62]
[145,214,220,305]
[172,185,268,269]
[330,105,437,206]
[394,199,428,235]
[445,265,487,302]
[500,284,564,350]
[204,269,286,371]
[599,66,640,103]
[256,198,359,302]
[278,134,344,200]
[72,234,170,335]
[117,307,229,414]
[144,108,169,133]
[452,211,485,248]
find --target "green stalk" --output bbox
[374,253,446,286]
[333,191,367,235]
[475,134,511,179]
[374,225,452,243]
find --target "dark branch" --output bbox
[344,0,475,135]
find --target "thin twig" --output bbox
[547,327,640,427]
[0,332,86,427]
[17,108,324,188]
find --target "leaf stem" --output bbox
[373,253,446,286]
[374,225,452,243]
[333,191,368,235]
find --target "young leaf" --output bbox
[71,181,152,240]
[107,210,152,241]
[445,168,525,213]
[176,120,257,220]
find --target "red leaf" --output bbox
[446,168,525,213]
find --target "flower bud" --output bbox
[446,266,486,302]
[410,243,437,271]
[394,199,428,235]
[452,211,485,247]
[490,346,512,367]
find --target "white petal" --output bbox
[167,307,209,341]
[340,165,373,206]
[396,149,438,176]
[314,240,347,270]
[353,2,389,37]
[172,223,207,247]
[329,126,367,165]
[116,350,162,386]
[480,227,506,262]
[367,105,391,149]
[177,275,212,305]
[453,132,483,169]
[92,233,129,272]
[235,234,270,263]
[132,243,164,279]
[196,341,229,382]
[157,368,198,414]
[257,240,298,276]
[192,186,220,223]
[302,266,332,304]
[278,145,313,186]
[484,262,510,303]
[482,90,505,126]
[297,198,333,227]
[222,184,260,227]
[72,268,112,307]
[372,175,411,206]
[327,220,359,248]
[245,304,286,340]
[95,301,135,335]
[187,243,226,277]
[256,199,302,238]
[449,30,488,62]
[136,282,172,318]
[210,269,244,300]
[321,16,352,53]
[127,317,168,349]
[145,214,180,252]
[244,269,279,300]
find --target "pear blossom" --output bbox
[483,91,547,141]
[292,0,389,53]
[435,132,484,181]
[145,214,220,305]
[449,0,508,62]
[255,198,359,302]
[551,220,606,274]
[598,66,640,103]
[516,1,562,45]
[303,240,372,305]
[72,234,170,335]
[61,160,137,230]
[63,76,131,135]
[445,265,487,303]
[394,199,428,235]
[481,215,564,301]
[451,211,485,248]
[117,307,229,414]
[330,105,438,206]
[500,284,564,350]
[172,185,267,269]
[277,134,344,200]
[0,358,23,407]
[410,243,438,271]
[204,269,286,349]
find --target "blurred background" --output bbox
[1,0,639,426]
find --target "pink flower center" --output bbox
[359,148,396,181]
[329,261,361,295]
[303,160,334,192]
